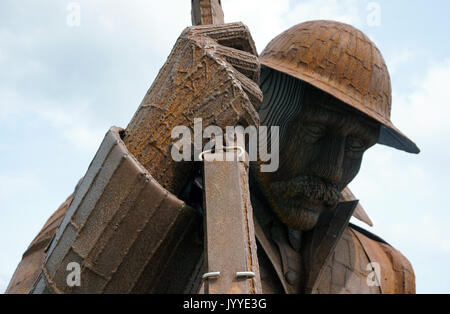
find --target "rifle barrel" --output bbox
[191,0,224,26]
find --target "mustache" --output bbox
[269,175,342,207]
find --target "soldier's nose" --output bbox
[310,134,346,183]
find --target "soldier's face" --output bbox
[265,87,380,231]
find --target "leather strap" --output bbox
[203,151,262,294]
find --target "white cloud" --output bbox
[37,103,106,151]
[393,58,450,141]
[0,0,369,152]
[0,88,23,118]
[0,172,40,200]
[223,0,290,52]
[386,49,418,75]
[0,274,8,294]
[80,0,191,56]
[224,0,363,52]
[98,15,115,32]
[286,0,363,26]
[0,85,104,151]
[391,215,450,254]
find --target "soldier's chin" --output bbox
[277,206,320,231]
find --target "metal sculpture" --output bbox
[6,1,418,294]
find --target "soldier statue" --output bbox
[6,0,418,294]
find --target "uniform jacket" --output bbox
[6,127,415,294]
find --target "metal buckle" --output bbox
[236,271,256,279]
[199,146,245,161]
[202,272,221,280]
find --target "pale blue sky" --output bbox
[1,0,449,293]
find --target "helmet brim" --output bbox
[260,61,420,154]
[379,125,420,154]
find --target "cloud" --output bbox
[286,0,363,26]
[0,88,23,118]
[0,86,104,151]
[393,58,450,141]
[0,274,8,294]
[223,0,290,52]
[224,0,364,52]
[0,0,368,151]
[0,171,41,200]
[36,101,106,151]
[79,0,192,55]
[1,0,191,152]
[392,215,450,254]
[385,49,418,76]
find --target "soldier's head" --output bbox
[256,20,419,231]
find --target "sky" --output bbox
[0,0,449,294]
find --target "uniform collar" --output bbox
[250,181,358,293]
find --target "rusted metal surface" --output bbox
[196,3,262,294]
[192,0,224,26]
[270,222,302,290]
[302,201,358,293]
[202,151,262,294]
[312,227,382,294]
[351,228,416,294]
[341,187,374,227]
[254,219,294,294]
[29,127,202,294]
[250,197,386,294]
[260,20,419,154]
[5,7,417,296]
[252,201,414,294]
[193,23,258,56]
[8,6,264,294]
[251,202,415,294]
[123,22,261,195]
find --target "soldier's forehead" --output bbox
[299,100,380,132]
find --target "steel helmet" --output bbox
[260,20,419,154]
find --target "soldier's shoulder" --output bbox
[347,224,416,294]
[314,225,381,293]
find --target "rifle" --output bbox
[191,0,262,294]
[191,0,224,25]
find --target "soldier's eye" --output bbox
[302,123,326,138]
[346,136,365,152]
